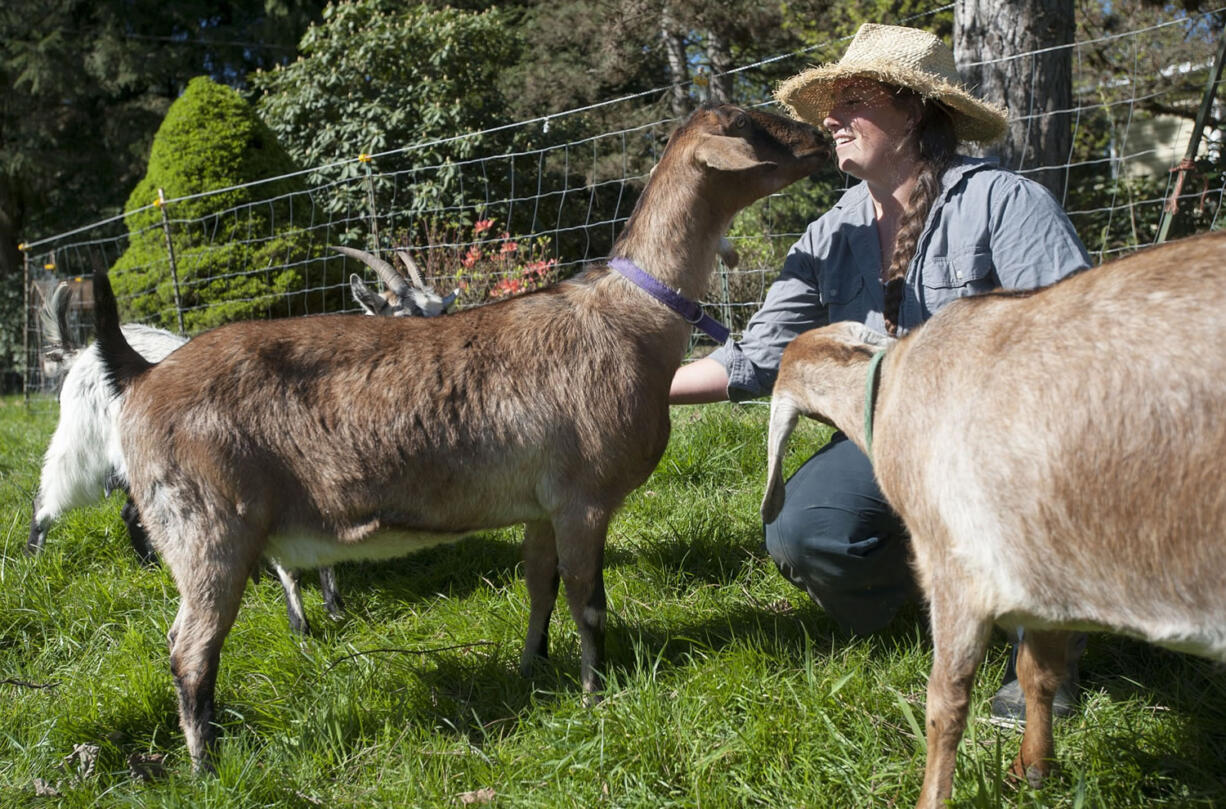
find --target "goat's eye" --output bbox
[733,114,748,129]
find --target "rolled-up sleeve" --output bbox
[708,244,828,401]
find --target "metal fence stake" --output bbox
[22,245,30,406]
[1156,28,1226,244]
[158,188,187,333]
[361,154,381,249]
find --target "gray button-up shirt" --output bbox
[710,157,1090,401]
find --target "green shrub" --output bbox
[252,0,520,221]
[110,76,336,332]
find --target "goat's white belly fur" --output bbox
[265,528,469,570]
[996,608,1226,662]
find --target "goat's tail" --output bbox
[93,268,153,394]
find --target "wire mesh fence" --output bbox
[16,5,1225,402]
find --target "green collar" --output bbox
[864,349,887,459]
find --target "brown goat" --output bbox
[762,229,1226,808]
[92,104,829,771]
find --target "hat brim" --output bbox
[776,64,1008,145]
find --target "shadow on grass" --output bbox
[247,601,931,759]
[288,532,526,616]
[607,522,765,580]
[1078,635,1226,804]
[287,516,771,636]
[604,594,933,683]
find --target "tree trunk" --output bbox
[0,176,24,288]
[706,30,734,105]
[660,6,691,118]
[0,176,27,372]
[954,0,1075,199]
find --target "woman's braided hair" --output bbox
[882,89,959,335]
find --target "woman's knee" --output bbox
[765,498,909,590]
[762,435,914,633]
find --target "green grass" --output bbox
[1,395,1223,807]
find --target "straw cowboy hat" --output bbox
[775,23,1008,144]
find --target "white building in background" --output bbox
[1091,57,1224,180]
[1120,105,1222,179]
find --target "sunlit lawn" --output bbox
[2,395,1223,807]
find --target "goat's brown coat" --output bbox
[763,230,1226,809]
[93,104,830,770]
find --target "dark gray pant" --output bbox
[763,432,917,634]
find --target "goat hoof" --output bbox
[518,653,548,678]
[1025,763,1048,790]
[1009,756,1051,789]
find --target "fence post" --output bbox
[21,243,30,405]
[360,154,381,249]
[157,188,187,333]
[1156,28,1226,244]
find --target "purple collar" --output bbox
[607,257,730,343]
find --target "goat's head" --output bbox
[761,322,894,523]
[335,246,459,317]
[660,104,831,214]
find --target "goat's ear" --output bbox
[39,281,76,354]
[850,322,896,349]
[717,236,740,270]
[408,289,441,316]
[693,136,777,173]
[350,274,386,315]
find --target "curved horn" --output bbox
[394,249,428,290]
[331,246,411,299]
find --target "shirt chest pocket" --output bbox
[921,251,998,297]
[818,269,868,323]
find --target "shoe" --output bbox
[988,633,1085,728]
[988,674,1079,728]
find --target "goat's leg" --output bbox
[27,458,79,555]
[521,519,560,676]
[915,588,992,809]
[319,566,344,621]
[553,509,609,697]
[27,495,49,554]
[1010,628,1071,787]
[167,559,249,773]
[120,495,159,566]
[167,603,184,654]
[272,562,311,636]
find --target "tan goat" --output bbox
[761,229,1226,808]
[29,250,453,637]
[91,103,830,771]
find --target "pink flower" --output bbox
[527,259,556,278]
[500,240,519,255]
[473,218,494,235]
[489,276,527,299]
[461,246,482,268]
